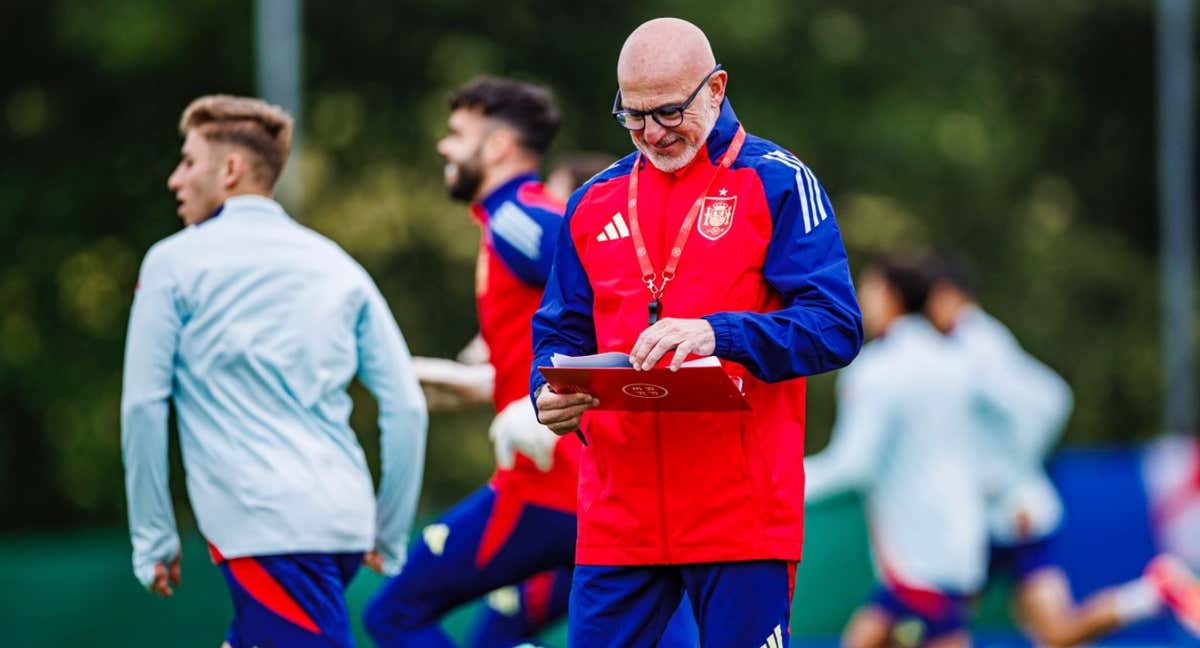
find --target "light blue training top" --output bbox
[806,315,988,593]
[121,195,427,587]
[952,305,1072,545]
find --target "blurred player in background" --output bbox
[804,256,986,648]
[412,151,615,413]
[544,152,616,202]
[925,257,1200,644]
[121,94,428,648]
[364,77,581,648]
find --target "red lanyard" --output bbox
[627,124,746,324]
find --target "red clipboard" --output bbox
[537,365,750,412]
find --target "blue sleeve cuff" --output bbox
[703,312,740,359]
[529,374,548,413]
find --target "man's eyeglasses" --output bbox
[611,64,723,131]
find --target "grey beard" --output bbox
[639,102,720,173]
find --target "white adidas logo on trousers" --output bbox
[758,624,785,648]
[596,213,631,242]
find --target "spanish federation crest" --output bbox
[698,195,737,241]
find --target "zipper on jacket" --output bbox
[654,410,670,562]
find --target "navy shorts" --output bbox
[363,485,576,648]
[989,534,1058,582]
[868,584,970,643]
[210,544,362,648]
[569,560,794,648]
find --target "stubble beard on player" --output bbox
[445,154,485,203]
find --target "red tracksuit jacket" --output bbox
[531,101,862,565]
[473,173,580,514]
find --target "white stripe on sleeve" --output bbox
[491,202,543,260]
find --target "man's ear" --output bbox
[709,70,728,108]
[221,150,246,190]
[481,127,518,166]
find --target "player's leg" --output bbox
[921,631,970,648]
[1018,553,1200,645]
[855,585,971,648]
[681,560,793,648]
[363,485,575,648]
[1015,565,1127,646]
[214,547,362,648]
[568,564,683,648]
[1145,554,1200,637]
[841,604,893,648]
[657,596,700,648]
[467,567,573,648]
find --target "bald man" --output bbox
[530,18,863,646]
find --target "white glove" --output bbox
[489,397,558,472]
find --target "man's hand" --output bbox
[629,318,716,371]
[363,550,386,576]
[490,397,559,471]
[148,554,182,597]
[535,386,599,436]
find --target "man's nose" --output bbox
[641,119,670,146]
[166,169,181,191]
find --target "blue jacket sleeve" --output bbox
[702,154,863,382]
[529,199,597,404]
[489,202,561,286]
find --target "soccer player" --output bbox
[532,18,862,646]
[925,258,1200,645]
[411,151,616,413]
[804,256,987,648]
[121,95,428,648]
[364,77,580,648]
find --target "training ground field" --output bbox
[1,493,1188,647]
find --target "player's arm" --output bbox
[1014,352,1072,460]
[490,203,562,286]
[701,159,863,382]
[456,334,490,365]
[120,243,184,594]
[530,203,600,432]
[805,365,891,503]
[355,277,428,576]
[411,355,495,411]
[972,332,1073,466]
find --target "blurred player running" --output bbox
[805,256,987,648]
[925,257,1200,645]
[364,77,580,648]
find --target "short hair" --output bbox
[449,77,561,155]
[927,252,977,297]
[864,253,936,314]
[179,94,295,187]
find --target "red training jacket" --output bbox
[531,102,863,565]
[473,173,580,515]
